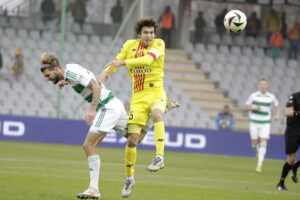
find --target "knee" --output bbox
[83,142,94,153]
[260,141,267,148]
[127,136,138,147]
[287,154,296,164]
[152,110,163,123]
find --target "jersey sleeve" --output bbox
[286,94,295,108]
[245,94,254,106]
[272,95,279,107]
[65,64,94,87]
[116,40,131,60]
[125,54,154,67]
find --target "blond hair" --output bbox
[40,52,60,72]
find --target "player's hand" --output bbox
[85,110,97,126]
[253,106,260,111]
[58,80,69,89]
[97,71,109,82]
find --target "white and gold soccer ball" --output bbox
[223,10,247,33]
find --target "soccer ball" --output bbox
[223,10,247,33]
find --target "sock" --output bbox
[154,121,165,156]
[88,155,100,190]
[125,146,136,177]
[257,141,267,167]
[279,162,293,184]
[252,143,258,154]
[292,160,300,174]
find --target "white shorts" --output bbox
[249,122,271,140]
[89,97,128,135]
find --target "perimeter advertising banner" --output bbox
[0,115,286,159]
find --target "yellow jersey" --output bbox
[116,38,165,93]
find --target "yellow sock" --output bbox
[154,121,165,156]
[125,146,136,177]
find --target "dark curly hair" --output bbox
[135,17,158,35]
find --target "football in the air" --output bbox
[223,10,247,33]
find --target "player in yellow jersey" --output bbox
[98,17,168,198]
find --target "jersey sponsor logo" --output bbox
[0,120,25,137]
[129,68,152,74]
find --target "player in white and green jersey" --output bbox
[245,78,280,173]
[40,52,130,199]
[40,52,179,199]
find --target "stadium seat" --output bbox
[78,34,89,43]
[4,28,16,38]
[233,35,244,46]
[207,44,218,54]
[287,59,298,68]
[256,37,268,49]
[254,47,265,57]
[209,33,221,45]
[29,30,40,40]
[243,47,254,56]
[219,45,230,55]
[221,34,232,46]
[17,28,28,39]
[83,24,94,34]
[275,58,286,67]
[231,46,242,56]
[184,42,194,53]
[195,43,205,53]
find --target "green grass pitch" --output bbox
[0,141,299,200]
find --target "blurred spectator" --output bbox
[263,9,281,40]
[245,12,261,38]
[12,49,24,79]
[40,0,56,25]
[158,5,175,48]
[287,22,300,60]
[215,105,235,130]
[269,29,283,61]
[194,11,206,45]
[110,0,123,24]
[71,0,87,30]
[214,8,227,38]
[110,0,123,36]
[281,12,287,39]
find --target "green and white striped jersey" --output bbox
[64,64,112,110]
[246,91,279,124]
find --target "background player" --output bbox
[98,17,168,198]
[245,78,280,173]
[276,92,300,191]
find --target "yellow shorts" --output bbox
[128,88,167,130]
